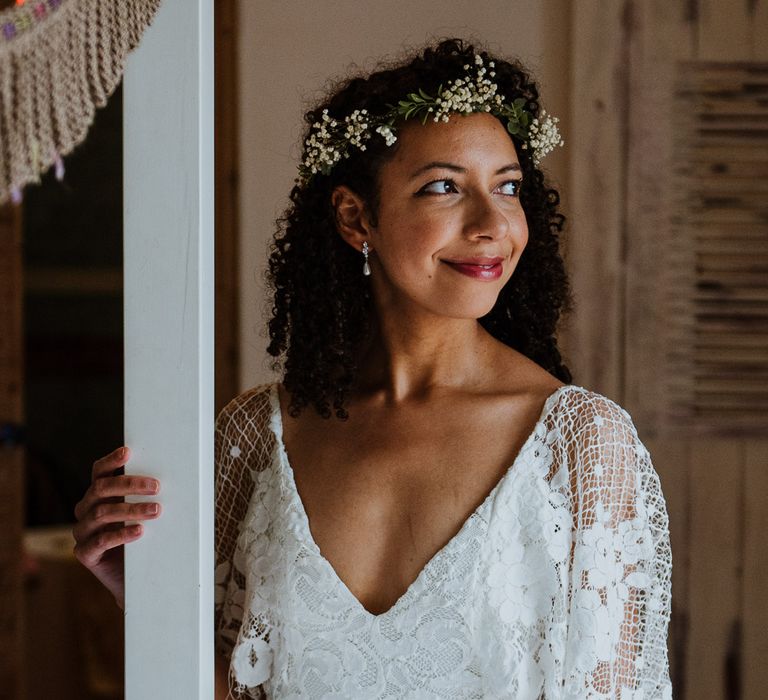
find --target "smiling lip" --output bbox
[442,256,504,280]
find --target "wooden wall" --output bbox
[214,0,240,414]
[570,1,768,698]
[0,202,24,700]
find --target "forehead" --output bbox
[387,112,519,169]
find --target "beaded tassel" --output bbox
[54,153,64,180]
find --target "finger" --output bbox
[92,446,131,481]
[75,475,159,521]
[73,523,144,568]
[73,500,162,543]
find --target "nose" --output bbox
[462,192,511,240]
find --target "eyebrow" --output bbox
[409,161,522,180]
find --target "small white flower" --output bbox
[298,52,564,185]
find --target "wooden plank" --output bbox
[0,201,24,700]
[646,436,689,696]
[755,0,768,60]
[214,0,240,413]
[123,0,215,697]
[685,162,768,177]
[697,0,753,60]
[676,143,768,162]
[568,0,629,397]
[686,440,743,699]
[689,98,768,115]
[743,439,768,699]
[695,239,768,253]
[624,0,697,436]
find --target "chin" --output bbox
[431,298,499,320]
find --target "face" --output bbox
[361,111,529,321]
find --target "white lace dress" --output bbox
[214,383,672,699]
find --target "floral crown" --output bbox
[296,53,564,189]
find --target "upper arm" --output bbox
[563,393,672,698]
[213,386,275,698]
[213,392,262,661]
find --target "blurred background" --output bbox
[0,0,766,698]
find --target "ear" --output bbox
[330,185,375,253]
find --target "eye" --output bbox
[497,179,522,197]
[416,178,459,195]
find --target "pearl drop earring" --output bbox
[362,241,371,276]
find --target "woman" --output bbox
[73,38,672,699]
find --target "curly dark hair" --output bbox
[266,37,574,420]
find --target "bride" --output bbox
[73,37,672,699]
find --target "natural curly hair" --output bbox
[266,37,574,420]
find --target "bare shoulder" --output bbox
[484,342,566,401]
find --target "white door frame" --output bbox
[123,0,215,696]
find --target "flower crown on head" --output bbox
[295,53,564,189]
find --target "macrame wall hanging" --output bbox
[0,0,162,205]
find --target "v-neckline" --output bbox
[267,382,577,620]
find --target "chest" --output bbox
[278,391,555,616]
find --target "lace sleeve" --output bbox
[214,400,249,660]
[563,393,672,699]
[214,385,278,700]
[214,386,273,663]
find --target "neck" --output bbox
[355,302,498,404]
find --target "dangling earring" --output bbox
[362,241,371,276]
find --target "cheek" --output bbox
[499,211,528,277]
[387,240,440,282]
[379,217,445,264]
[512,211,529,247]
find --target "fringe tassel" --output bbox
[0,0,162,205]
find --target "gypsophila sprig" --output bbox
[521,110,564,162]
[295,53,564,187]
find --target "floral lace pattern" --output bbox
[214,383,672,699]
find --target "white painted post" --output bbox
[122,0,214,697]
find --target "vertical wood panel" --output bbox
[647,436,690,696]
[686,441,743,699]
[754,1,768,60]
[698,0,768,61]
[624,0,696,435]
[568,0,628,396]
[698,0,753,60]
[742,440,768,699]
[0,201,24,700]
[214,0,240,414]
[577,1,767,698]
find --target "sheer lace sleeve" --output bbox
[563,392,672,699]
[214,385,273,661]
[215,401,250,660]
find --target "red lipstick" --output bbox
[442,256,504,281]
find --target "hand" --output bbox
[72,446,162,610]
